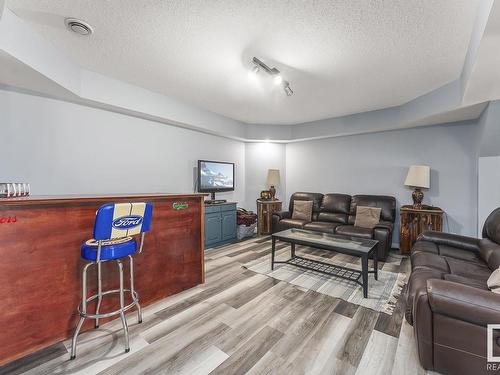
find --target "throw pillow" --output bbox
[354,206,381,228]
[488,267,500,294]
[292,200,313,221]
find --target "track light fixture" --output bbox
[251,57,293,96]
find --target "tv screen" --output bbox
[198,160,235,192]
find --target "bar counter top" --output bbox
[0,192,206,365]
[0,192,207,206]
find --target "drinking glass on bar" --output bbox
[0,183,31,198]
[0,183,7,198]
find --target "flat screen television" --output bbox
[198,160,234,200]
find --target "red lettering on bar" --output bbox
[0,217,16,224]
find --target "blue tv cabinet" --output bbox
[204,202,237,249]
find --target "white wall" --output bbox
[0,89,246,204]
[245,143,286,212]
[478,156,500,235]
[286,122,480,244]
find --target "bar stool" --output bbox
[70,202,153,360]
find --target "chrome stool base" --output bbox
[70,255,141,360]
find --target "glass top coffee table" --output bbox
[271,228,379,298]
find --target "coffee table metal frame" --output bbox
[271,230,378,298]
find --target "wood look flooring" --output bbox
[0,236,438,375]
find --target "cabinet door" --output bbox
[205,213,222,246]
[221,211,236,241]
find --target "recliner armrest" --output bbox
[427,279,500,326]
[417,230,480,253]
[272,210,291,220]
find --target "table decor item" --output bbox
[404,165,430,208]
[266,169,280,200]
[260,190,271,200]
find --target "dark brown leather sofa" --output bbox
[405,207,500,375]
[271,192,396,261]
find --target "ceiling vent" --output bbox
[65,18,93,36]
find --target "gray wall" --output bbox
[476,101,500,234]
[0,89,246,204]
[286,122,480,244]
[1,89,485,245]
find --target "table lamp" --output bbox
[404,165,430,209]
[267,169,280,200]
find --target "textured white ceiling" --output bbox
[7,0,480,124]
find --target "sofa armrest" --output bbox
[427,279,500,326]
[417,230,480,253]
[272,210,291,220]
[374,221,393,232]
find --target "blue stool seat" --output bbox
[81,237,137,261]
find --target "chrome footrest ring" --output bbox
[78,289,139,319]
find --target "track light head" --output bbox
[273,74,283,85]
[283,82,293,96]
[251,64,260,74]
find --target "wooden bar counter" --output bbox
[0,193,206,365]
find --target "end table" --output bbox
[256,199,282,235]
[399,205,444,254]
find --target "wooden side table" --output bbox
[256,199,282,235]
[399,205,444,254]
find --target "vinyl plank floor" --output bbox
[9,237,429,375]
[210,326,283,375]
[0,342,67,375]
[355,330,398,375]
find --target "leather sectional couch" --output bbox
[405,208,500,374]
[271,192,396,261]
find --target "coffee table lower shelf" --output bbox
[273,255,365,284]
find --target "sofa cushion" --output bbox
[317,194,351,224]
[354,206,381,228]
[279,218,309,229]
[411,252,449,273]
[335,225,373,239]
[292,200,313,221]
[412,240,483,264]
[412,240,439,255]
[303,221,341,234]
[446,257,490,282]
[437,245,483,263]
[289,192,324,216]
[443,274,489,290]
[348,195,396,225]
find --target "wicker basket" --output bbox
[237,223,256,240]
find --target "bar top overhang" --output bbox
[0,193,206,365]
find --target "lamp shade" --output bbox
[404,165,430,189]
[267,169,280,187]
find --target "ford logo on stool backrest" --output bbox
[112,215,143,230]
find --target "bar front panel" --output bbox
[0,194,204,365]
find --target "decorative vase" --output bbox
[269,185,276,200]
[412,188,424,209]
